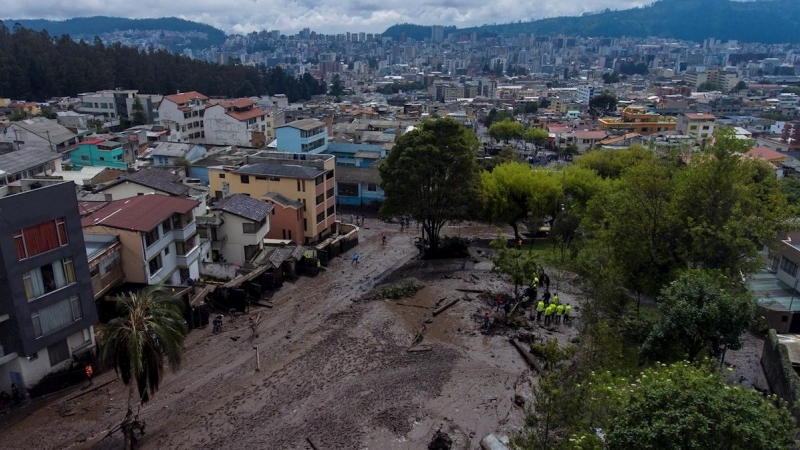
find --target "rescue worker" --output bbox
[536,300,545,322]
[482,311,491,331]
[495,294,503,312]
[564,303,572,324]
[85,364,94,386]
[545,303,555,326]
[555,303,565,325]
[552,293,560,305]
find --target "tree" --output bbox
[131,96,148,126]
[588,92,617,118]
[576,145,654,179]
[730,80,748,92]
[483,108,513,128]
[488,119,524,144]
[329,74,344,98]
[481,162,535,239]
[379,118,481,251]
[602,72,621,83]
[641,269,755,361]
[38,106,57,119]
[490,236,539,299]
[86,118,105,132]
[697,81,721,92]
[577,361,796,450]
[99,288,187,449]
[524,128,549,149]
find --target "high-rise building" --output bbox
[431,26,444,44]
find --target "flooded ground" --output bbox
[0,218,717,449]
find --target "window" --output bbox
[702,125,710,130]
[219,173,226,179]
[244,245,260,261]
[98,252,121,275]
[297,180,301,191]
[81,155,89,161]
[315,176,324,186]
[366,183,378,192]
[241,175,250,184]
[242,222,259,234]
[327,205,335,217]
[162,218,173,233]
[338,183,358,197]
[148,255,163,276]
[13,217,69,260]
[270,176,281,181]
[316,212,325,223]
[164,245,170,256]
[781,257,798,277]
[31,295,82,338]
[326,171,334,180]
[256,176,267,181]
[326,187,334,199]
[144,228,159,247]
[304,218,307,231]
[48,339,70,367]
[689,125,698,131]
[23,257,76,300]
[316,193,325,205]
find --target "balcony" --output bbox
[176,243,201,268]
[173,221,197,241]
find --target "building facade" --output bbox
[276,119,328,153]
[0,183,98,396]
[677,113,717,142]
[204,99,268,147]
[157,91,209,143]
[68,139,127,170]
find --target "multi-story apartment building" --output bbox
[157,91,209,143]
[577,85,601,105]
[677,113,717,142]
[82,195,202,285]
[204,99,268,147]
[77,90,161,125]
[598,106,677,135]
[203,193,273,264]
[0,182,98,396]
[275,119,328,153]
[208,152,336,244]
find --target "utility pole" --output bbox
[45,130,55,153]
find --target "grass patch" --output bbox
[379,282,423,300]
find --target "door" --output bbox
[9,371,26,397]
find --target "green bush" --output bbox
[379,282,423,300]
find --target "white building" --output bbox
[210,194,273,264]
[577,85,600,105]
[157,91,209,143]
[204,99,268,147]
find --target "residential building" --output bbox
[204,99,268,147]
[157,91,209,143]
[82,195,201,285]
[67,138,127,170]
[1,118,78,152]
[208,152,336,243]
[574,131,608,153]
[205,194,273,264]
[576,85,600,105]
[0,147,63,193]
[598,106,677,136]
[677,113,716,142]
[335,165,384,207]
[77,90,161,125]
[84,234,125,300]
[261,192,305,245]
[0,182,98,396]
[275,119,328,153]
[150,142,207,167]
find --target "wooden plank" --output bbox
[432,298,460,316]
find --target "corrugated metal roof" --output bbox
[81,194,199,232]
[14,118,77,145]
[278,118,326,131]
[151,142,195,158]
[236,163,325,180]
[0,147,61,176]
[335,165,381,185]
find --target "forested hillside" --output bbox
[0,23,326,102]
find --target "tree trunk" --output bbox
[123,383,135,450]
[511,222,520,241]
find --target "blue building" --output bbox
[335,165,384,207]
[150,142,207,167]
[276,119,328,154]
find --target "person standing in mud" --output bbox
[494,294,503,312]
[352,252,360,267]
[536,299,545,322]
[482,311,490,331]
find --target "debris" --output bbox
[306,437,320,450]
[456,288,486,294]
[395,302,431,310]
[514,395,526,407]
[509,339,543,373]
[428,427,452,450]
[432,298,460,316]
[407,345,433,353]
[481,434,509,450]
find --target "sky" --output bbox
[2,0,650,35]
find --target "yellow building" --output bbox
[208,152,336,244]
[599,106,677,136]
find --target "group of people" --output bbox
[349,214,367,227]
[535,293,571,326]
[0,383,23,413]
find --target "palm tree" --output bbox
[99,288,187,449]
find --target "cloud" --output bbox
[2,0,648,34]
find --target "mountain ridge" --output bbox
[384,0,800,43]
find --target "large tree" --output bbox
[481,162,536,239]
[588,91,617,118]
[641,269,755,361]
[99,288,187,449]
[131,96,148,126]
[488,119,525,144]
[379,118,481,251]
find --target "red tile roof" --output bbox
[81,195,198,232]
[746,146,786,162]
[227,108,266,121]
[232,98,255,108]
[164,91,209,105]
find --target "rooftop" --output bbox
[84,233,119,260]
[262,192,304,209]
[101,168,190,196]
[216,193,273,221]
[746,146,786,162]
[151,142,197,158]
[13,118,76,145]
[278,118,326,131]
[0,147,61,176]
[234,163,326,180]
[82,194,198,232]
[164,91,209,105]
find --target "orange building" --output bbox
[598,106,677,136]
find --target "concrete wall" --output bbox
[263,202,304,244]
[762,330,800,415]
[69,143,126,170]
[85,227,146,284]
[200,261,237,281]
[204,105,250,147]
[101,182,171,201]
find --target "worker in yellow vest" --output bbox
[552,293,560,305]
[536,300,545,322]
[544,303,555,326]
[556,303,565,325]
[564,304,572,324]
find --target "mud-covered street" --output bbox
[0,219,585,450]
